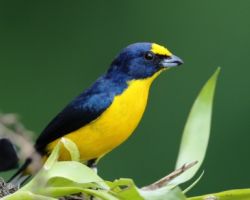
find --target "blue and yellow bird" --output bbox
[10,42,183,184]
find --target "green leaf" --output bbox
[41,179,143,199]
[43,141,61,170]
[188,188,250,200]
[83,188,120,200]
[22,161,108,194]
[19,142,64,192]
[40,187,119,200]
[107,178,144,200]
[20,139,109,199]
[2,191,57,200]
[140,186,186,200]
[45,161,106,187]
[183,171,204,193]
[171,68,220,185]
[60,137,80,161]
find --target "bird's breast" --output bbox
[93,77,152,143]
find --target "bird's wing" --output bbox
[35,92,114,153]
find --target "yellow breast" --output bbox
[48,71,162,162]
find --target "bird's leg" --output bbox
[87,158,98,173]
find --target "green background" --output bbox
[0,0,249,196]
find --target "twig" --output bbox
[141,161,198,191]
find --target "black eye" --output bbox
[144,51,155,61]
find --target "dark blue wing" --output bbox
[35,90,114,154]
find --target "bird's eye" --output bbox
[144,51,155,61]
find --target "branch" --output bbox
[142,161,198,191]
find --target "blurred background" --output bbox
[0,0,250,196]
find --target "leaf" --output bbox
[41,187,119,200]
[107,178,144,200]
[2,191,57,200]
[83,188,120,200]
[183,171,204,193]
[45,161,108,188]
[41,178,143,199]
[171,68,220,185]
[20,139,109,199]
[20,139,64,192]
[188,188,250,200]
[21,160,108,195]
[60,137,80,161]
[136,69,220,199]
[140,186,186,200]
[43,141,61,170]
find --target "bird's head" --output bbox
[108,42,183,80]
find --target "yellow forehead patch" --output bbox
[151,43,172,56]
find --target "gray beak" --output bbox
[160,55,184,68]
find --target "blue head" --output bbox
[107,42,183,80]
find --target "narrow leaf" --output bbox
[140,186,186,200]
[61,137,80,161]
[183,171,204,193]
[171,68,220,185]
[188,188,250,200]
[3,191,57,200]
[43,141,61,170]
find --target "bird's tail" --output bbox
[8,158,32,186]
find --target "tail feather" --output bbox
[8,158,32,186]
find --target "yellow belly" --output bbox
[47,71,162,162]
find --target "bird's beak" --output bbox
[160,55,184,68]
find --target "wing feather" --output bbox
[35,91,114,153]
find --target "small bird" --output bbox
[9,42,183,184]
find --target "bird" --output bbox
[9,42,183,185]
